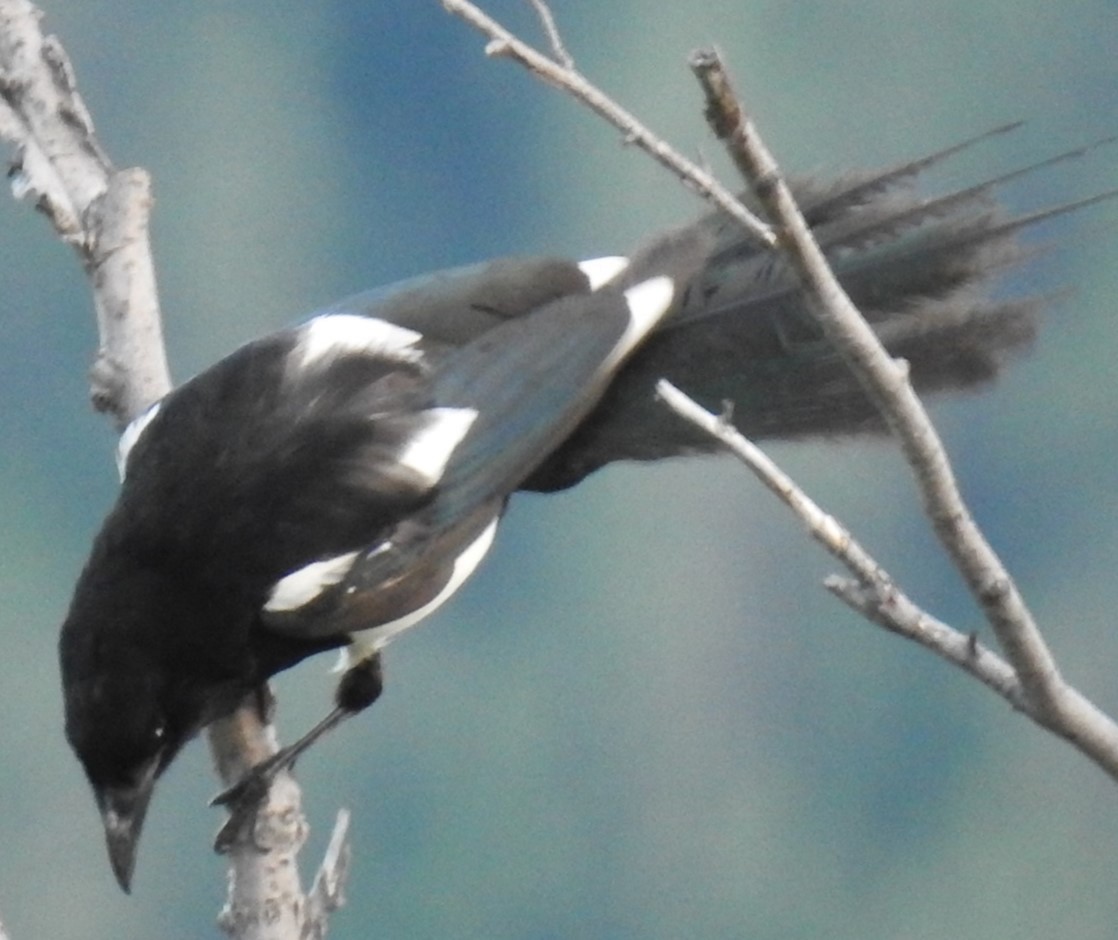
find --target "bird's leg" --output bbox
[211,706,353,809]
[212,654,383,807]
[211,654,383,851]
[251,681,277,724]
[334,651,386,713]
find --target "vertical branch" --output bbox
[0,1,349,933]
[85,167,170,421]
[0,0,168,424]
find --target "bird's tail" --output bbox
[525,126,1113,492]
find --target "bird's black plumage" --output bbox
[60,131,1100,891]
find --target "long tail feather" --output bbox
[525,130,1114,492]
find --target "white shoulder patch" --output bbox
[578,256,630,290]
[264,550,361,614]
[295,314,424,370]
[609,275,676,366]
[116,402,162,481]
[394,406,478,487]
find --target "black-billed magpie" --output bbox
[59,131,1096,892]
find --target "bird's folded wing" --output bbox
[261,229,710,638]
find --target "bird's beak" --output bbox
[95,759,159,893]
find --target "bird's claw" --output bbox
[213,801,260,855]
[209,705,350,854]
[210,753,293,854]
[210,763,275,809]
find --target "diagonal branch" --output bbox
[655,380,1118,777]
[686,48,1118,775]
[441,0,775,249]
[655,380,1025,704]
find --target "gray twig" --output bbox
[304,811,353,940]
[527,0,573,69]
[441,0,774,247]
[656,380,1118,772]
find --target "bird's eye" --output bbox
[151,723,167,744]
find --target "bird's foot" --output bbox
[210,747,291,811]
[210,706,350,853]
[209,656,382,853]
[211,748,295,854]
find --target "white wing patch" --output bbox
[608,275,676,368]
[295,314,424,370]
[339,515,500,669]
[264,550,361,613]
[116,402,162,481]
[578,255,630,290]
[395,407,478,487]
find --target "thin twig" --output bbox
[527,0,573,69]
[655,381,1118,776]
[304,810,353,940]
[440,0,775,248]
[654,381,1024,703]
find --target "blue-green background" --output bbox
[2,2,1116,937]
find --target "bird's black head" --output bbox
[57,547,216,894]
[61,658,181,893]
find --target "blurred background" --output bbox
[2,1,1116,937]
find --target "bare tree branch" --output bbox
[304,810,353,939]
[446,1,1118,782]
[441,0,775,248]
[208,708,309,939]
[527,0,573,69]
[684,48,1118,778]
[653,381,1111,729]
[657,380,1118,772]
[0,1,350,933]
[0,0,167,425]
[3,0,1114,933]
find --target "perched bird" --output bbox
[59,128,1104,892]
